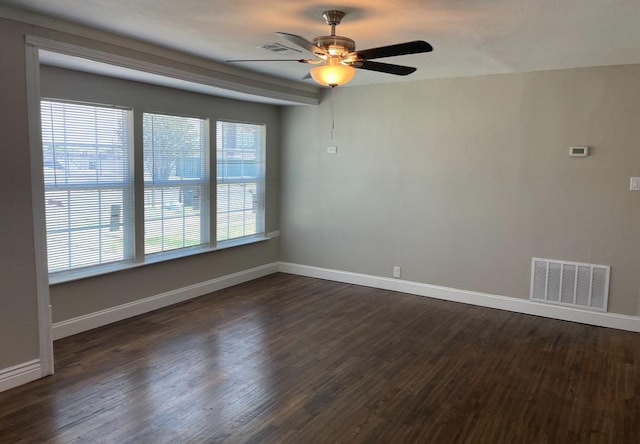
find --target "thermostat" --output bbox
[569,146,589,157]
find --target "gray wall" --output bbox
[41,66,281,322]
[0,18,40,368]
[280,65,640,317]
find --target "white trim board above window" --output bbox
[26,36,319,105]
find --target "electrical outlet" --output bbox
[327,146,337,154]
[630,177,640,191]
[393,266,401,278]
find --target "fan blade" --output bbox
[226,59,317,64]
[355,61,417,76]
[355,40,432,60]
[276,32,328,58]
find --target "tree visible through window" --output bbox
[143,113,209,254]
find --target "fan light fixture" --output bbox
[226,10,433,88]
[310,58,355,87]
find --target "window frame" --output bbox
[40,104,271,285]
[142,111,211,257]
[40,98,135,281]
[215,119,267,246]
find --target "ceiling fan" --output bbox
[227,10,433,87]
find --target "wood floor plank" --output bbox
[0,273,638,443]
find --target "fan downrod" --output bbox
[323,10,346,30]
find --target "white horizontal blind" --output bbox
[40,100,133,274]
[216,121,265,243]
[143,113,208,254]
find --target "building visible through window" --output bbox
[40,100,133,274]
[216,121,265,242]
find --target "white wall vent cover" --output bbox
[530,258,610,312]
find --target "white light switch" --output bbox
[327,146,337,154]
[630,177,640,191]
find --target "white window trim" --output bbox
[41,98,136,275]
[142,112,210,255]
[26,43,54,376]
[49,234,272,285]
[40,105,272,284]
[215,120,267,244]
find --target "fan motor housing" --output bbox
[313,35,355,56]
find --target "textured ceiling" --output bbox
[3,0,640,87]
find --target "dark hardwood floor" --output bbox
[1,273,638,443]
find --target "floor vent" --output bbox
[530,258,609,312]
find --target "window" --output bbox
[40,99,267,280]
[40,100,133,274]
[143,113,209,254]
[216,121,265,243]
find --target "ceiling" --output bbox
[3,0,640,87]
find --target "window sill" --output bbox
[49,232,278,285]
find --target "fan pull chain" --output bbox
[330,85,336,140]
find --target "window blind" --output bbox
[143,113,209,254]
[40,100,133,274]
[216,121,265,242]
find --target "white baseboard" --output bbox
[0,359,42,393]
[278,262,640,332]
[53,262,279,340]
[51,260,639,341]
